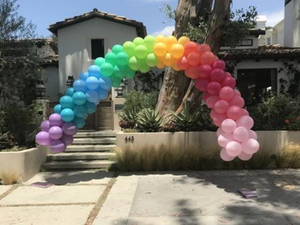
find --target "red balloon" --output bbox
[184,41,198,57]
[219,86,235,101]
[187,52,201,66]
[241,109,249,116]
[226,106,242,121]
[225,72,232,77]
[201,51,216,65]
[195,78,210,92]
[229,96,245,108]
[197,44,211,54]
[198,65,212,79]
[222,76,236,89]
[215,100,230,114]
[207,81,222,96]
[210,109,219,119]
[206,96,220,108]
[177,56,190,70]
[185,66,200,79]
[211,68,225,82]
[212,60,226,70]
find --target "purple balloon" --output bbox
[49,113,63,127]
[62,122,77,136]
[35,131,50,146]
[62,134,74,145]
[41,120,51,132]
[50,140,66,153]
[49,126,63,140]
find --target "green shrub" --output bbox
[136,108,163,132]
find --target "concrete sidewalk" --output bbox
[0,170,300,225]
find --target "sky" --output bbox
[17,0,285,38]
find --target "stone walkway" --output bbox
[0,170,300,225]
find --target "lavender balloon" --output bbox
[62,122,77,136]
[41,120,51,132]
[49,113,63,127]
[49,126,63,140]
[35,131,51,146]
[62,134,74,145]
[50,140,66,153]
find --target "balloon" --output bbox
[214,100,229,114]
[218,133,233,147]
[112,44,124,54]
[85,102,96,114]
[220,148,235,162]
[101,63,114,76]
[61,134,74,145]
[184,42,198,56]
[72,117,85,129]
[66,88,75,97]
[202,93,210,102]
[135,45,148,59]
[146,53,157,67]
[113,65,124,78]
[41,120,51,132]
[105,52,117,66]
[165,36,177,51]
[217,127,225,136]
[163,53,172,66]
[212,60,226,70]
[229,96,245,108]
[129,56,140,71]
[219,87,234,101]
[50,140,66,153]
[154,42,167,57]
[111,76,122,87]
[210,109,219,120]
[88,65,101,78]
[197,44,211,54]
[49,113,63,127]
[226,106,242,121]
[53,104,62,114]
[94,57,105,67]
[195,78,210,92]
[178,36,190,46]
[201,51,216,65]
[36,131,50,146]
[225,141,242,157]
[238,152,253,161]
[61,108,75,122]
[185,66,200,79]
[206,96,220,108]
[234,90,241,96]
[249,130,258,140]
[221,119,237,134]
[73,80,87,92]
[60,96,74,109]
[213,113,227,127]
[74,105,88,118]
[170,43,184,58]
[98,88,108,99]
[49,126,63,140]
[73,91,87,106]
[144,35,156,52]
[242,139,259,154]
[99,76,112,90]
[241,109,249,116]
[86,76,99,90]
[123,41,135,57]
[222,76,236,89]
[62,122,77,136]
[211,69,225,82]
[116,52,129,66]
[207,81,222,96]
[236,115,254,130]
[177,57,189,70]
[133,37,144,46]
[187,52,201,66]
[156,35,166,43]
[199,65,212,79]
[86,90,99,103]
[233,127,249,142]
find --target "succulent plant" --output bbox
[136,108,163,132]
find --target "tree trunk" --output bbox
[156,0,231,117]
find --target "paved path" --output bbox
[1,170,300,225]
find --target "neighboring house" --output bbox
[219,0,300,106]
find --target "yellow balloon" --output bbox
[163,53,172,66]
[165,36,177,52]
[156,59,165,69]
[153,42,167,57]
[156,35,166,43]
[170,43,184,58]
[171,57,181,71]
[178,36,190,46]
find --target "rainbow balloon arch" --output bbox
[35,35,259,162]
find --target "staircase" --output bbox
[42,131,117,171]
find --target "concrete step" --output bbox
[74,131,116,138]
[42,160,116,170]
[65,145,116,152]
[47,152,116,161]
[73,138,116,145]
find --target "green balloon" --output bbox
[116,52,129,66]
[129,56,140,71]
[138,59,150,73]
[135,45,148,59]
[95,57,105,67]
[133,37,144,46]
[105,52,117,66]
[144,35,156,53]
[114,65,125,78]
[146,53,157,67]
[112,45,124,54]
[126,68,136,79]
[123,41,135,57]
[100,62,114,77]
[111,76,122,88]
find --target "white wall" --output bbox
[43,66,59,102]
[284,0,300,47]
[275,20,284,46]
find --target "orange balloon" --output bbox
[165,36,177,52]
[156,57,165,69]
[171,57,181,71]
[201,51,217,65]
[153,42,167,57]
[163,53,172,66]
[187,52,201,66]
[198,44,211,54]
[177,56,190,70]
[170,43,184,58]
[178,36,190,46]
[156,35,166,43]
[184,41,198,57]
[185,66,200,79]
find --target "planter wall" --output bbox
[0,146,49,182]
[116,131,300,153]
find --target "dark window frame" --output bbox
[91,39,105,60]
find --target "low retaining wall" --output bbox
[116,131,300,153]
[0,146,49,182]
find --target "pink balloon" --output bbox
[61,134,74,145]
[242,139,259,154]
[35,131,50,146]
[220,148,235,162]
[221,119,237,133]
[215,100,229,114]
[224,72,232,77]
[202,93,210,102]
[206,96,220,108]
[249,130,258,140]
[185,66,200,79]
[41,120,51,132]
[229,96,245,108]
[238,152,253,161]
[49,126,63,140]
[50,140,66,153]
[195,78,210,92]
[213,113,227,127]
[218,133,233,147]
[236,115,254,129]
[219,87,234,101]
[207,81,221,96]
[234,90,241,97]
[226,106,242,121]
[212,60,226,70]
[198,64,212,79]
[225,141,242,157]
[49,113,63,127]
[241,109,249,116]
[217,127,225,136]
[233,127,249,142]
[221,76,236,89]
[210,109,219,119]
[211,69,225,82]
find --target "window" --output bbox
[91,39,104,60]
[237,39,253,46]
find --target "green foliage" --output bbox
[278,61,300,98]
[134,70,164,93]
[136,108,163,132]
[184,20,208,43]
[159,3,175,21]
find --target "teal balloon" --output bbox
[95,57,105,67]
[74,105,88,118]
[100,63,114,77]
[66,88,75,97]
[72,117,85,129]
[61,108,75,122]
[116,52,129,66]
[60,96,74,109]
[112,45,124,54]
[54,104,62,114]
[73,91,87,105]
[73,80,87,92]
[105,52,117,66]
[85,102,96,114]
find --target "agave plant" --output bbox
[118,109,137,129]
[136,108,163,132]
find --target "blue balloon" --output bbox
[86,76,99,90]
[86,90,99,103]
[61,108,75,122]
[88,65,101,78]
[99,76,112,90]
[85,102,96,114]
[72,117,85,129]
[54,104,62,114]
[98,88,108,100]
[66,88,75,97]
[73,91,87,106]
[73,105,88,118]
[60,96,74,109]
[73,80,87,92]
[80,72,89,81]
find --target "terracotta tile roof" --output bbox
[49,8,147,38]
[218,46,300,60]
